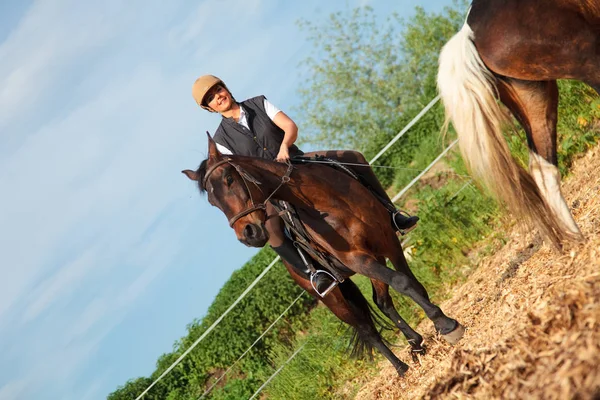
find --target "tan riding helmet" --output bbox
[192,75,231,112]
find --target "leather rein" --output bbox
[203,158,293,227]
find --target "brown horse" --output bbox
[183,135,465,375]
[437,0,599,248]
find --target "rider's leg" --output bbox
[265,202,334,293]
[302,150,419,232]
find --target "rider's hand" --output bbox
[275,145,290,163]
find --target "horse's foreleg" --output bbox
[497,77,583,241]
[386,250,464,344]
[348,253,463,343]
[370,278,426,357]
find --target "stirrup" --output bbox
[392,209,418,235]
[310,270,338,298]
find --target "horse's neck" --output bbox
[240,158,337,209]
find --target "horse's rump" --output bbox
[468,0,600,82]
[437,0,596,247]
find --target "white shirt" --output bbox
[215,98,282,155]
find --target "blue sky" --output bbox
[0,0,454,399]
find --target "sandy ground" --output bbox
[355,146,600,400]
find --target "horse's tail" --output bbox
[437,23,566,247]
[337,279,393,359]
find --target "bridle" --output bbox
[203,158,294,227]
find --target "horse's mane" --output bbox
[196,158,209,193]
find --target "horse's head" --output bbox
[182,134,269,247]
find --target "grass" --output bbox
[259,81,600,400]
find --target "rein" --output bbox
[294,158,470,176]
[203,158,294,227]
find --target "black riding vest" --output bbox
[213,95,302,159]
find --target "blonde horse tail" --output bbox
[437,23,567,248]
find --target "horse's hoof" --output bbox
[412,344,426,355]
[395,363,409,376]
[410,345,426,363]
[441,323,465,344]
[409,339,426,362]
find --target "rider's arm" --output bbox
[273,111,298,148]
[264,98,298,162]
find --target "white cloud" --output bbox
[168,0,264,48]
[0,379,28,400]
[22,245,101,322]
[0,0,134,133]
[4,325,110,400]
[80,375,108,400]
[0,64,163,322]
[66,297,109,340]
[0,202,190,399]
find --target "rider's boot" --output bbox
[271,238,335,296]
[370,195,419,234]
[345,162,419,235]
[392,210,419,233]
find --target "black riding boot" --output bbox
[348,167,419,234]
[271,239,336,296]
[392,210,419,233]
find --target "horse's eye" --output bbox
[226,175,234,186]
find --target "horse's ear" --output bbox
[182,169,199,181]
[206,131,221,159]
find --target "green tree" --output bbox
[295,2,468,188]
[295,2,466,150]
[107,377,162,400]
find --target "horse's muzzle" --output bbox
[240,222,269,247]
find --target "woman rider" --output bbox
[192,75,419,294]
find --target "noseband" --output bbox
[203,158,293,227]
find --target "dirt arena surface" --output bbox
[355,146,600,400]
